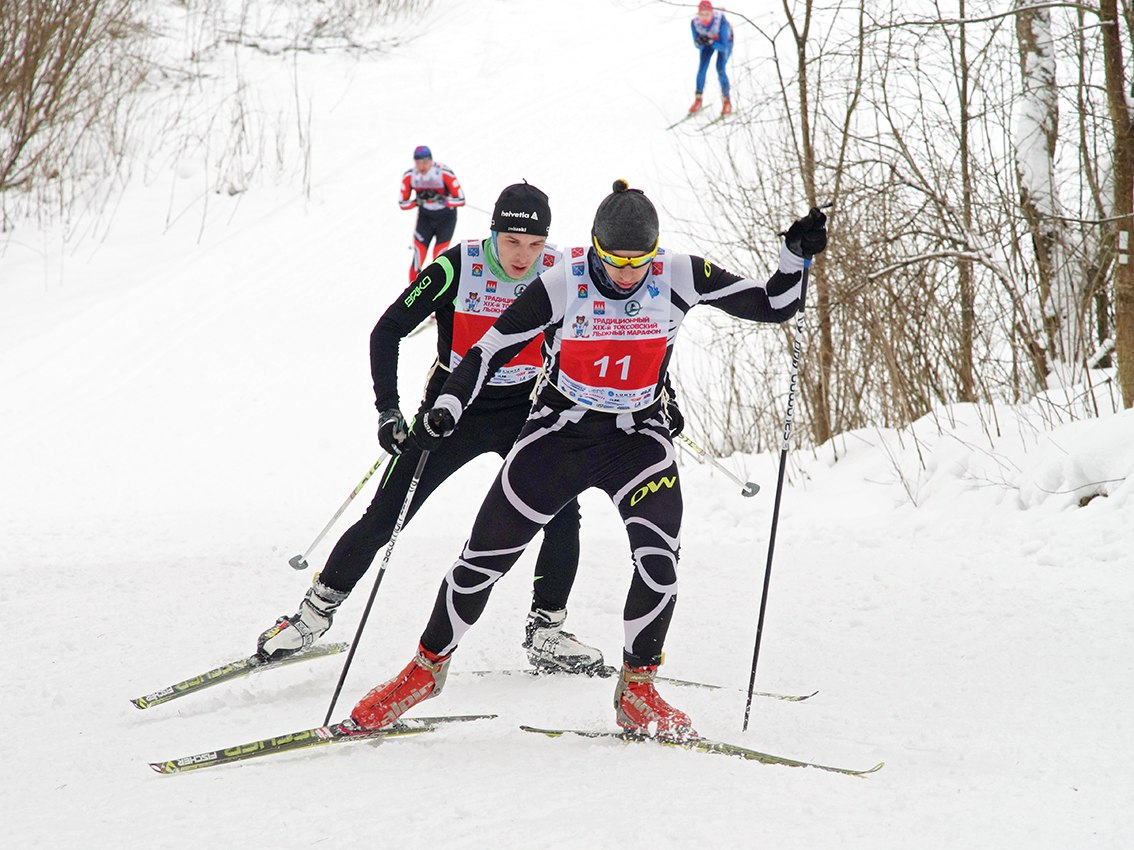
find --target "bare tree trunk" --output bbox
[957,0,976,402]
[1076,7,1111,367]
[1014,0,1075,378]
[782,0,833,445]
[1099,0,1134,406]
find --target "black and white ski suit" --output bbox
[418,244,807,666]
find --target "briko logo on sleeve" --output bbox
[405,256,456,308]
[629,475,677,506]
[404,274,435,307]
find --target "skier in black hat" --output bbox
[348,180,827,740]
[257,182,605,677]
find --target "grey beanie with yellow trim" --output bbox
[591,180,659,253]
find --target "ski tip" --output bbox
[786,690,820,702]
[131,697,150,710]
[150,761,177,775]
[861,761,885,775]
[753,688,819,701]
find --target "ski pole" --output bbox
[322,450,429,725]
[290,455,387,570]
[676,433,760,497]
[742,256,810,732]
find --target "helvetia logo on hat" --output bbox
[500,210,536,219]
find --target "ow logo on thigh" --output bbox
[630,476,677,507]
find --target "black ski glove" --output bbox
[783,207,828,258]
[378,408,408,456]
[696,35,711,46]
[662,378,685,438]
[666,397,685,438]
[412,407,456,452]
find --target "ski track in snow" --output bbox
[1,1,1132,847]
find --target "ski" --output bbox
[666,105,712,130]
[519,725,882,777]
[461,668,815,701]
[151,714,497,774]
[130,643,350,709]
[655,675,818,702]
[461,664,617,680]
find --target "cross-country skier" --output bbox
[399,145,465,283]
[346,180,827,740]
[257,182,606,676]
[688,1,734,116]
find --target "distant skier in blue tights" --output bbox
[688,1,734,117]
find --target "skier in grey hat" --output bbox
[348,179,827,741]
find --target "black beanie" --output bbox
[591,180,659,252]
[491,181,551,237]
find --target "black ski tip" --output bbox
[784,689,820,702]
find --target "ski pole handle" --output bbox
[290,455,387,570]
[677,433,760,497]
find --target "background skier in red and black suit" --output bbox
[398,145,465,284]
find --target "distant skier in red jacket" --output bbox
[399,145,465,283]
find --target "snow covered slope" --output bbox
[1,1,1130,847]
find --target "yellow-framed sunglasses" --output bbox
[592,234,659,269]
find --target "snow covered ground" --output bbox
[1,1,1131,847]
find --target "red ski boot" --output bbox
[688,94,703,114]
[614,663,695,741]
[350,644,451,730]
[721,96,732,116]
